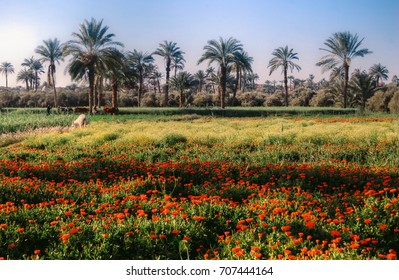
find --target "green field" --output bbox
[0,109,398,259]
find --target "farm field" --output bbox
[0,112,399,260]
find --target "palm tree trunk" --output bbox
[343,62,349,108]
[25,80,29,91]
[111,79,118,108]
[51,66,58,108]
[98,76,103,108]
[138,74,143,107]
[179,90,183,108]
[220,65,227,109]
[284,67,289,107]
[233,68,239,100]
[164,60,171,107]
[5,72,8,88]
[88,66,95,115]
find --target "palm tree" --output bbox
[22,57,44,91]
[247,73,259,90]
[17,68,34,91]
[369,63,389,86]
[35,38,64,107]
[267,46,301,106]
[316,31,372,108]
[0,62,15,88]
[169,71,195,107]
[126,50,154,106]
[63,18,124,114]
[193,70,206,93]
[153,41,184,107]
[171,55,186,78]
[232,50,253,98]
[198,37,243,108]
[350,70,377,111]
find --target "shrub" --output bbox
[192,93,214,107]
[310,89,335,107]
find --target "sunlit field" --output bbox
[0,111,398,260]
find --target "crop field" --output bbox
[0,111,399,260]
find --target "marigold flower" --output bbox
[364,219,372,225]
[379,224,387,230]
[171,229,180,235]
[330,230,341,237]
[281,225,291,231]
[17,228,25,233]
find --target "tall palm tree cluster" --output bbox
[1,18,394,111]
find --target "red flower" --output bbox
[330,230,341,237]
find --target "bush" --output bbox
[237,91,266,107]
[192,93,214,107]
[310,89,335,107]
[263,93,284,107]
[388,92,399,113]
[366,90,393,112]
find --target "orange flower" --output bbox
[34,249,41,255]
[116,213,125,219]
[364,219,372,225]
[330,230,341,237]
[305,221,315,229]
[171,229,180,235]
[350,243,360,249]
[379,224,387,230]
[17,228,25,233]
[64,211,73,217]
[254,253,262,259]
[281,225,291,231]
[50,221,58,226]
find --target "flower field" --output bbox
[0,114,399,260]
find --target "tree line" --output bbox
[1,18,398,113]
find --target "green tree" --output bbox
[126,50,154,106]
[369,63,389,86]
[232,50,253,98]
[63,18,124,114]
[350,70,377,111]
[171,55,186,78]
[194,70,206,93]
[22,57,44,91]
[0,61,15,88]
[35,38,64,107]
[17,68,34,91]
[169,71,195,107]
[316,31,372,108]
[267,46,301,106]
[153,41,185,107]
[198,37,243,108]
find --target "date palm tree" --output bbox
[35,38,63,107]
[126,50,154,106]
[171,55,186,78]
[63,18,124,114]
[17,68,34,91]
[194,70,206,93]
[153,41,184,107]
[22,57,44,91]
[267,46,301,106]
[350,70,377,111]
[316,31,372,108]
[198,37,243,108]
[0,61,14,88]
[169,71,195,107]
[369,63,389,86]
[232,50,253,98]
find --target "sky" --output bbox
[0,0,398,88]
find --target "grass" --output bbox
[0,110,398,260]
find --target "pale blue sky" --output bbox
[0,0,398,87]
